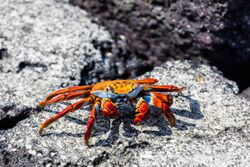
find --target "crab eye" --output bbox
[108,86,114,92]
[133,83,139,89]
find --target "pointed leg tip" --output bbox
[170,123,176,127]
[135,122,141,126]
[39,130,43,136]
[85,141,90,147]
[178,87,186,93]
[84,132,92,147]
[133,119,142,126]
[39,125,44,135]
[38,101,46,108]
[169,119,176,127]
[84,137,91,147]
[151,78,159,82]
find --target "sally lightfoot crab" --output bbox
[38,78,184,146]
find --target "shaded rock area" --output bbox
[0,102,33,130]
[70,0,250,94]
[214,0,250,92]
[1,61,249,166]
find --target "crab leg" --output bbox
[101,98,119,119]
[133,97,150,125]
[39,97,93,135]
[44,85,93,101]
[84,100,101,146]
[144,93,176,126]
[146,85,184,93]
[134,78,159,84]
[39,90,90,107]
[149,92,173,106]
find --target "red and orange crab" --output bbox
[38,78,184,146]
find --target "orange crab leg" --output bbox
[133,98,150,125]
[162,103,176,127]
[149,92,173,106]
[39,97,93,135]
[101,98,119,119]
[84,99,101,146]
[144,93,176,126]
[134,78,159,84]
[146,85,184,93]
[44,85,93,101]
[39,90,90,107]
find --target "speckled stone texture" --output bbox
[1,61,249,166]
[0,0,118,106]
[0,0,116,128]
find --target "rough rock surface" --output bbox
[1,61,249,166]
[0,0,117,127]
[0,0,116,107]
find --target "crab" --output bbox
[38,78,184,146]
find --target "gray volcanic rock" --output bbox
[0,0,116,127]
[71,0,221,79]
[1,61,249,166]
[0,0,113,107]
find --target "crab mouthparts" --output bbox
[115,94,128,103]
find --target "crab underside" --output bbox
[38,78,184,146]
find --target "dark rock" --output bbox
[70,0,250,92]
[69,0,225,75]
[240,87,250,100]
[0,148,38,167]
[212,0,250,91]
[0,102,33,130]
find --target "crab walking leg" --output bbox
[146,85,184,93]
[39,90,90,107]
[162,103,176,127]
[44,85,93,101]
[101,98,119,119]
[39,97,93,135]
[134,78,159,84]
[133,97,150,125]
[84,100,101,146]
[149,92,173,106]
[144,93,176,126]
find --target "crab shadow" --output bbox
[41,95,203,147]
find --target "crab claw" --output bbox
[38,101,47,108]
[133,98,150,125]
[101,98,119,119]
[177,87,185,93]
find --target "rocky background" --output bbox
[0,0,249,166]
